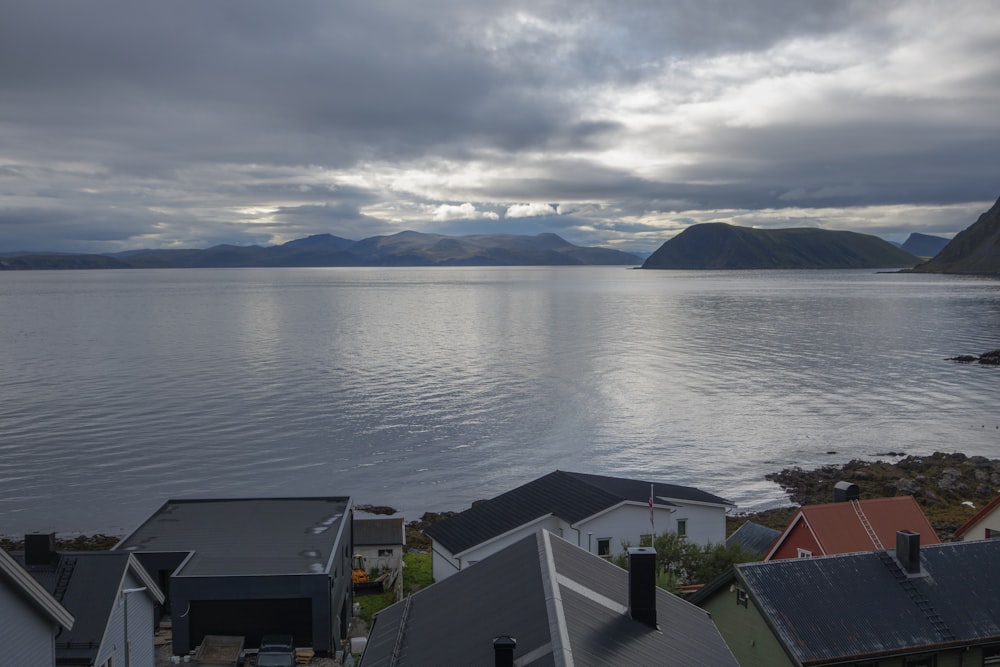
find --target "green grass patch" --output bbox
[355,551,435,626]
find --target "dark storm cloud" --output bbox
[1,1,998,253]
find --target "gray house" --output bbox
[14,533,163,667]
[362,529,738,666]
[0,546,74,667]
[115,497,353,657]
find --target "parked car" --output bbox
[256,635,295,667]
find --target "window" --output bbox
[597,538,611,558]
[984,644,1000,665]
[639,534,653,547]
[986,528,999,540]
[904,656,936,667]
[378,548,393,558]
[735,588,748,608]
[797,548,813,558]
[676,519,687,538]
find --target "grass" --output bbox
[356,551,433,626]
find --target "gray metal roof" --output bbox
[15,552,160,664]
[0,547,74,629]
[115,497,351,576]
[424,470,732,555]
[736,539,1000,665]
[725,520,781,556]
[354,518,404,547]
[361,530,738,667]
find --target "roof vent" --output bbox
[24,533,58,567]
[627,547,658,629]
[895,530,921,575]
[492,635,516,667]
[833,481,860,503]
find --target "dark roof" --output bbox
[15,552,160,665]
[362,530,738,666]
[354,518,404,546]
[0,548,74,629]
[424,470,732,555]
[115,497,351,576]
[735,539,1000,665]
[725,521,780,557]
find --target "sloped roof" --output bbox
[726,521,781,557]
[362,530,738,666]
[115,497,351,576]
[424,470,732,555]
[765,496,939,559]
[955,493,1000,538]
[16,552,162,665]
[354,518,404,546]
[0,548,74,630]
[736,539,1000,665]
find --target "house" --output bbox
[353,516,405,574]
[955,492,1000,541]
[725,521,781,559]
[692,533,1000,666]
[424,470,732,581]
[14,533,163,667]
[0,546,74,667]
[764,483,939,560]
[114,497,353,657]
[362,529,739,666]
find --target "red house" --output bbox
[764,492,939,561]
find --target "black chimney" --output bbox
[895,530,921,575]
[492,635,516,667]
[833,481,860,503]
[24,533,58,567]
[628,547,657,629]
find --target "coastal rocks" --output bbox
[948,349,1000,365]
[763,452,1000,540]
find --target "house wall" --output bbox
[0,583,58,667]
[96,569,157,667]
[768,517,821,560]
[170,573,336,656]
[355,544,403,573]
[697,584,795,667]
[578,503,726,556]
[959,508,1000,541]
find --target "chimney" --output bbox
[24,533,58,567]
[895,530,921,575]
[492,635,516,667]
[627,547,657,629]
[833,481,860,503]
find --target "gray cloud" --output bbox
[1,1,998,255]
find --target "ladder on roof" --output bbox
[850,499,884,549]
[876,550,956,642]
[53,556,76,603]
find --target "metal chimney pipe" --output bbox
[492,635,516,667]
[628,547,657,629]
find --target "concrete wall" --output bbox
[0,583,58,667]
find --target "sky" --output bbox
[2,1,999,256]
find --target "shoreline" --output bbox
[4,451,997,552]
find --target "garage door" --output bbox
[189,598,312,649]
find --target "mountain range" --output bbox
[899,233,950,258]
[641,223,920,270]
[0,231,642,269]
[911,196,1000,275]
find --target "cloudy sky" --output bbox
[2,1,999,256]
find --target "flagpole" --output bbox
[649,483,655,540]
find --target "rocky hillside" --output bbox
[900,232,950,258]
[642,223,919,270]
[911,196,1000,275]
[742,452,1000,540]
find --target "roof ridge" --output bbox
[537,531,574,667]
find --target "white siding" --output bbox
[573,502,726,557]
[0,584,58,667]
[97,571,158,667]
[959,507,1000,542]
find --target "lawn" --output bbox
[356,551,432,626]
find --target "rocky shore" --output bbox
[6,452,997,552]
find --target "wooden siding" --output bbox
[0,584,58,667]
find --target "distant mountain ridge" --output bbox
[900,232,950,258]
[911,197,1000,275]
[0,231,642,269]
[641,223,919,270]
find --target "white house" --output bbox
[423,470,733,582]
[955,493,1000,541]
[0,546,74,667]
[15,533,164,667]
[354,516,405,573]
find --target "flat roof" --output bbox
[115,497,351,577]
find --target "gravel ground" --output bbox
[154,620,353,666]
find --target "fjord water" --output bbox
[1,267,998,536]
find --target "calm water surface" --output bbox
[1,267,998,535]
